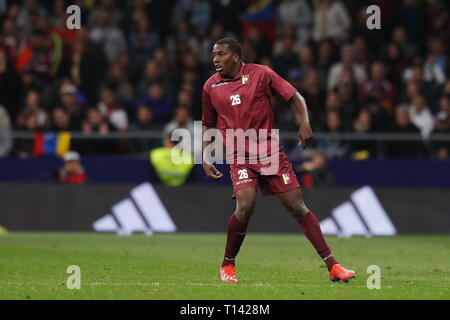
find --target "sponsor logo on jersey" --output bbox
[241,74,250,85]
[235,178,253,186]
[212,81,230,88]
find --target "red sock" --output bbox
[222,213,248,267]
[297,211,338,271]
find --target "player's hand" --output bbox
[202,163,223,180]
[298,121,313,148]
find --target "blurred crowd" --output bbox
[0,0,449,159]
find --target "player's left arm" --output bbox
[263,65,314,147]
[288,92,314,148]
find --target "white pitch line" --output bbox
[2,282,397,289]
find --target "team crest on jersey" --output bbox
[241,74,250,85]
[282,173,291,185]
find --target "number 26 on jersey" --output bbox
[230,94,241,106]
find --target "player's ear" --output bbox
[233,53,239,63]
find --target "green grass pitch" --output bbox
[0,233,449,300]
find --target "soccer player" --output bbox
[201,38,355,283]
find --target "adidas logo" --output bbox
[319,186,396,237]
[93,182,177,235]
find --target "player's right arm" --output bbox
[202,87,223,180]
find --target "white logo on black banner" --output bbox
[320,186,396,237]
[92,182,177,235]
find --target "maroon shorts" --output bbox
[230,152,300,198]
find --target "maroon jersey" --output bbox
[202,62,297,163]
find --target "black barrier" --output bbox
[0,183,449,234]
[2,156,450,187]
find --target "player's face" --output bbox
[212,44,239,78]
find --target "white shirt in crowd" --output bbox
[313,0,351,42]
[277,0,312,45]
[409,105,435,138]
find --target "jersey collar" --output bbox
[216,61,246,83]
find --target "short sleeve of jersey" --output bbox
[201,87,217,128]
[263,65,297,101]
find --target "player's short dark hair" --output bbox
[214,38,241,58]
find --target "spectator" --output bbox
[152,48,171,78]
[277,0,312,45]
[0,103,11,129]
[319,91,352,130]
[129,15,160,69]
[16,0,47,36]
[190,0,212,37]
[17,90,48,129]
[56,151,87,184]
[315,39,335,90]
[353,35,370,69]
[128,106,161,154]
[50,107,75,131]
[387,107,423,158]
[150,135,194,187]
[171,0,195,30]
[392,26,417,60]
[434,95,450,133]
[0,48,21,123]
[432,94,450,159]
[49,0,79,46]
[299,69,324,128]
[122,0,151,31]
[317,110,349,158]
[336,68,358,118]
[59,82,85,125]
[273,29,299,79]
[0,103,12,157]
[82,108,109,134]
[313,0,351,43]
[167,20,201,66]
[81,108,114,154]
[15,29,55,81]
[178,51,201,75]
[97,84,129,131]
[327,45,367,91]
[163,105,195,144]
[214,0,247,37]
[137,83,173,124]
[176,90,194,110]
[383,42,406,89]
[14,110,39,157]
[62,33,106,104]
[364,97,390,132]
[443,80,450,95]
[243,25,272,64]
[351,108,377,158]
[359,61,397,113]
[408,95,435,138]
[136,59,167,99]
[288,44,315,85]
[1,18,21,65]
[104,62,134,106]
[402,65,441,111]
[296,151,334,187]
[89,8,127,64]
[88,0,123,30]
[423,37,447,86]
